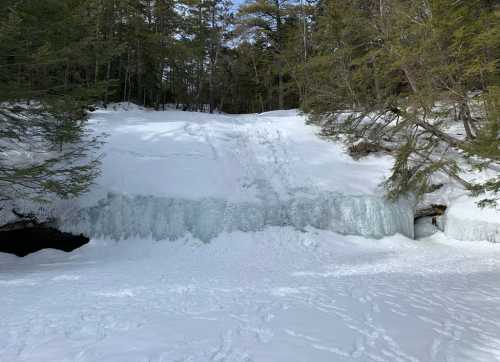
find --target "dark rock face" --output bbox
[0,227,89,257]
[414,204,447,220]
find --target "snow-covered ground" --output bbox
[1,230,500,361]
[1,106,500,361]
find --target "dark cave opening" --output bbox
[0,226,89,257]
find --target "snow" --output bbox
[87,107,393,200]
[2,106,500,361]
[444,196,500,243]
[419,157,500,243]
[2,230,500,361]
[52,107,414,240]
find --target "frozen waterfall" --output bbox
[59,192,414,241]
[52,107,414,241]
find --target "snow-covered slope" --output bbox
[56,107,414,239]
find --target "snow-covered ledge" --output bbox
[444,196,500,243]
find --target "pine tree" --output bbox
[0,0,102,203]
[305,0,500,205]
[238,0,291,109]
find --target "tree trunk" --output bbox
[275,0,284,110]
[278,66,284,109]
[458,101,476,140]
[104,60,111,106]
[414,118,463,148]
[402,65,418,94]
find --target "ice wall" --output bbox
[59,192,414,241]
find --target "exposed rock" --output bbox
[415,204,447,220]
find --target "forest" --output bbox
[0,0,499,211]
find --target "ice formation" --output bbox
[13,106,415,241]
[59,192,414,241]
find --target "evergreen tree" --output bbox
[238,0,291,109]
[0,0,103,203]
[305,0,500,205]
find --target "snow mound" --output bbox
[60,192,414,241]
[445,196,500,242]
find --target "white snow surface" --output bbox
[2,230,500,361]
[2,107,500,361]
[55,107,414,240]
[445,196,500,243]
[88,108,391,200]
[420,160,500,242]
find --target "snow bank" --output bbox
[444,196,500,242]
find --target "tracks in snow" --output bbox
[2,230,500,361]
